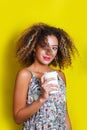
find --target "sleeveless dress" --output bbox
[22,71,68,130]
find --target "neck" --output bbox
[30,61,51,73]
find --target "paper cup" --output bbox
[43,71,59,94]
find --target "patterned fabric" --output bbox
[22,71,68,130]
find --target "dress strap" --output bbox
[26,68,33,77]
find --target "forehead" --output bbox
[46,35,58,46]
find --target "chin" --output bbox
[42,60,52,65]
[38,58,53,65]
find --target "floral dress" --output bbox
[22,71,68,130]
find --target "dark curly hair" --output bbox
[16,23,78,69]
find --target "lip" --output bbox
[43,56,51,61]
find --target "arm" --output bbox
[13,69,45,124]
[13,69,58,124]
[58,70,72,130]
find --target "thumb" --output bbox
[41,73,46,83]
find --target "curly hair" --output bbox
[16,23,78,69]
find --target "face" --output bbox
[34,35,58,65]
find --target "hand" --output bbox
[39,75,58,102]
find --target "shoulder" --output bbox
[14,67,33,94]
[56,70,66,84]
[15,67,32,84]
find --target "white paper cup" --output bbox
[43,71,59,94]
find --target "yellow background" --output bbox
[0,0,87,130]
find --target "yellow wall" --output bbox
[0,0,87,130]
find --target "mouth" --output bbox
[43,56,51,61]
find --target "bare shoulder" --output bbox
[15,67,32,89]
[16,67,32,78]
[57,70,66,84]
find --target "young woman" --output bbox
[13,23,77,130]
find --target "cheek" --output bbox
[53,51,58,57]
[37,48,45,56]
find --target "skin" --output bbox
[13,35,72,130]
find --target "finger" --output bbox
[47,84,58,88]
[49,86,58,91]
[41,75,45,83]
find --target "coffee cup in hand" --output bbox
[43,71,59,94]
